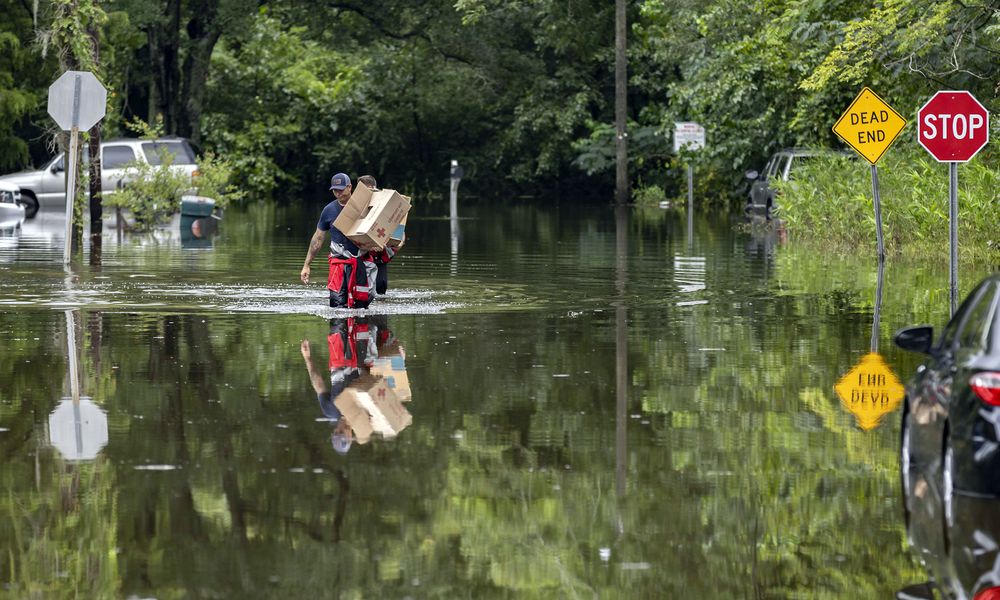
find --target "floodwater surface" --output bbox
[0,199,992,598]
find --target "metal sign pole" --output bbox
[870,165,885,263]
[871,260,884,353]
[63,128,79,264]
[949,161,959,315]
[63,73,83,264]
[449,160,462,277]
[687,164,694,246]
[65,309,80,402]
[687,164,693,209]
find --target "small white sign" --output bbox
[47,70,107,131]
[674,122,706,153]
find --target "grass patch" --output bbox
[772,140,999,263]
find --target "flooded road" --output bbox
[0,200,993,597]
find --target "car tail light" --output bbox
[975,587,1000,600]
[971,372,1000,406]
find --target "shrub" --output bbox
[105,149,191,231]
[772,142,999,262]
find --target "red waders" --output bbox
[328,254,377,308]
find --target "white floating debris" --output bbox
[133,465,178,471]
[676,300,709,306]
[552,374,570,378]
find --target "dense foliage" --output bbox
[0,0,997,204]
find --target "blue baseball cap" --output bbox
[329,173,351,191]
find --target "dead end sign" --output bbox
[833,87,907,165]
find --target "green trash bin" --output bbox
[180,195,215,217]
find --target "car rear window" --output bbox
[142,142,196,165]
[103,145,137,169]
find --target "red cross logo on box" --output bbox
[376,227,386,239]
[917,91,990,162]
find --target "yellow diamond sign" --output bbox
[835,352,905,431]
[832,87,907,165]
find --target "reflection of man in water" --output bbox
[301,318,379,454]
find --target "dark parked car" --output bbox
[898,465,1000,599]
[744,148,849,219]
[897,273,1000,523]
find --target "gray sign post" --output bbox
[47,71,107,264]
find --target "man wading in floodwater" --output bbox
[301,173,379,308]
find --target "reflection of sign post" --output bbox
[47,71,107,264]
[833,88,906,264]
[917,91,990,316]
[835,352,905,430]
[48,309,109,461]
[48,397,109,461]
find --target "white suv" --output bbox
[0,137,199,219]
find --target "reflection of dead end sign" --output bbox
[48,397,109,461]
[834,352,905,431]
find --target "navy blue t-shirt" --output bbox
[317,200,360,257]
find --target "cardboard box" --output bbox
[333,374,412,443]
[387,210,408,250]
[371,355,411,402]
[333,186,410,251]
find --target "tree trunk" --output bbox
[150,0,182,133]
[88,23,103,266]
[88,123,102,265]
[179,30,222,143]
[147,0,222,142]
[614,0,628,206]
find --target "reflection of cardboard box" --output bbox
[372,355,410,402]
[334,387,375,444]
[333,186,410,251]
[333,374,412,443]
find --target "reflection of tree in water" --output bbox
[0,311,119,598]
[0,287,930,597]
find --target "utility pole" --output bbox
[614,0,627,206]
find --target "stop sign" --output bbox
[917,91,990,162]
[47,71,107,131]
